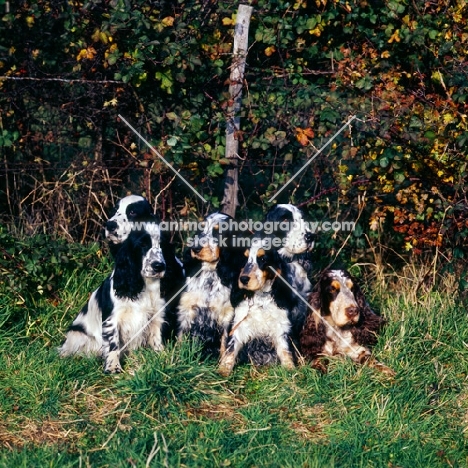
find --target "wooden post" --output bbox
[220,4,253,218]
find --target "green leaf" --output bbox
[167,136,178,147]
[394,172,405,183]
[379,157,390,168]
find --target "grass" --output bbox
[1,256,468,467]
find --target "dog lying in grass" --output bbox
[299,269,394,376]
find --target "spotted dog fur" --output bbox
[264,203,314,281]
[299,269,394,376]
[219,238,307,376]
[177,212,245,359]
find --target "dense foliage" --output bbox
[0,0,467,269]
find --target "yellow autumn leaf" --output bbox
[104,98,118,107]
[264,46,276,57]
[76,49,87,61]
[99,32,108,44]
[293,0,306,9]
[404,242,413,251]
[162,16,174,27]
[91,29,101,43]
[388,29,400,43]
[222,16,235,26]
[381,50,390,58]
[26,16,35,27]
[369,218,379,231]
[309,27,322,37]
[77,47,96,61]
[443,113,454,124]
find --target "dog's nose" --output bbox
[106,220,118,232]
[151,261,165,273]
[305,232,314,244]
[239,275,250,285]
[191,245,203,254]
[345,306,359,319]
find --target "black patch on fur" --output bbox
[160,236,186,340]
[238,338,279,366]
[264,205,294,240]
[188,307,224,360]
[182,247,203,278]
[96,277,114,322]
[113,230,152,300]
[79,303,89,316]
[67,323,87,335]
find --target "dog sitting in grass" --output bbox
[299,269,394,376]
[218,238,306,376]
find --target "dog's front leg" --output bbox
[147,311,164,352]
[102,317,122,374]
[219,328,228,357]
[218,334,242,377]
[276,333,295,370]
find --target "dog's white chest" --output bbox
[233,293,291,341]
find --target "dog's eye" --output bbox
[129,210,136,217]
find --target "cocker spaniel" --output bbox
[299,269,394,376]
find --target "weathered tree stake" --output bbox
[220,4,253,218]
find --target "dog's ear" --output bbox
[309,291,322,315]
[160,240,185,298]
[217,243,249,287]
[350,275,386,346]
[270,255,297,309]
[113,231,147,300]
[299,293,327,359]
[182,247,202,278]
[230,278,252,308]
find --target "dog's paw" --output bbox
[104,353,123,374]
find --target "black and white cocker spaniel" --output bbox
[299,269,394,376]
[177,212,246,359]
[218,237,308,376]
[105,194,185,335]
[263,203,313,302]
[59,226,168,373]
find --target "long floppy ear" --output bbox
[350,277,386,347]
[182,246,202,278]
[229,278,252,308]
[299,291,327,360]
[270,253,298,310]
[217,242,248,288]
[113,232,147,300]
[160,240,185,290]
